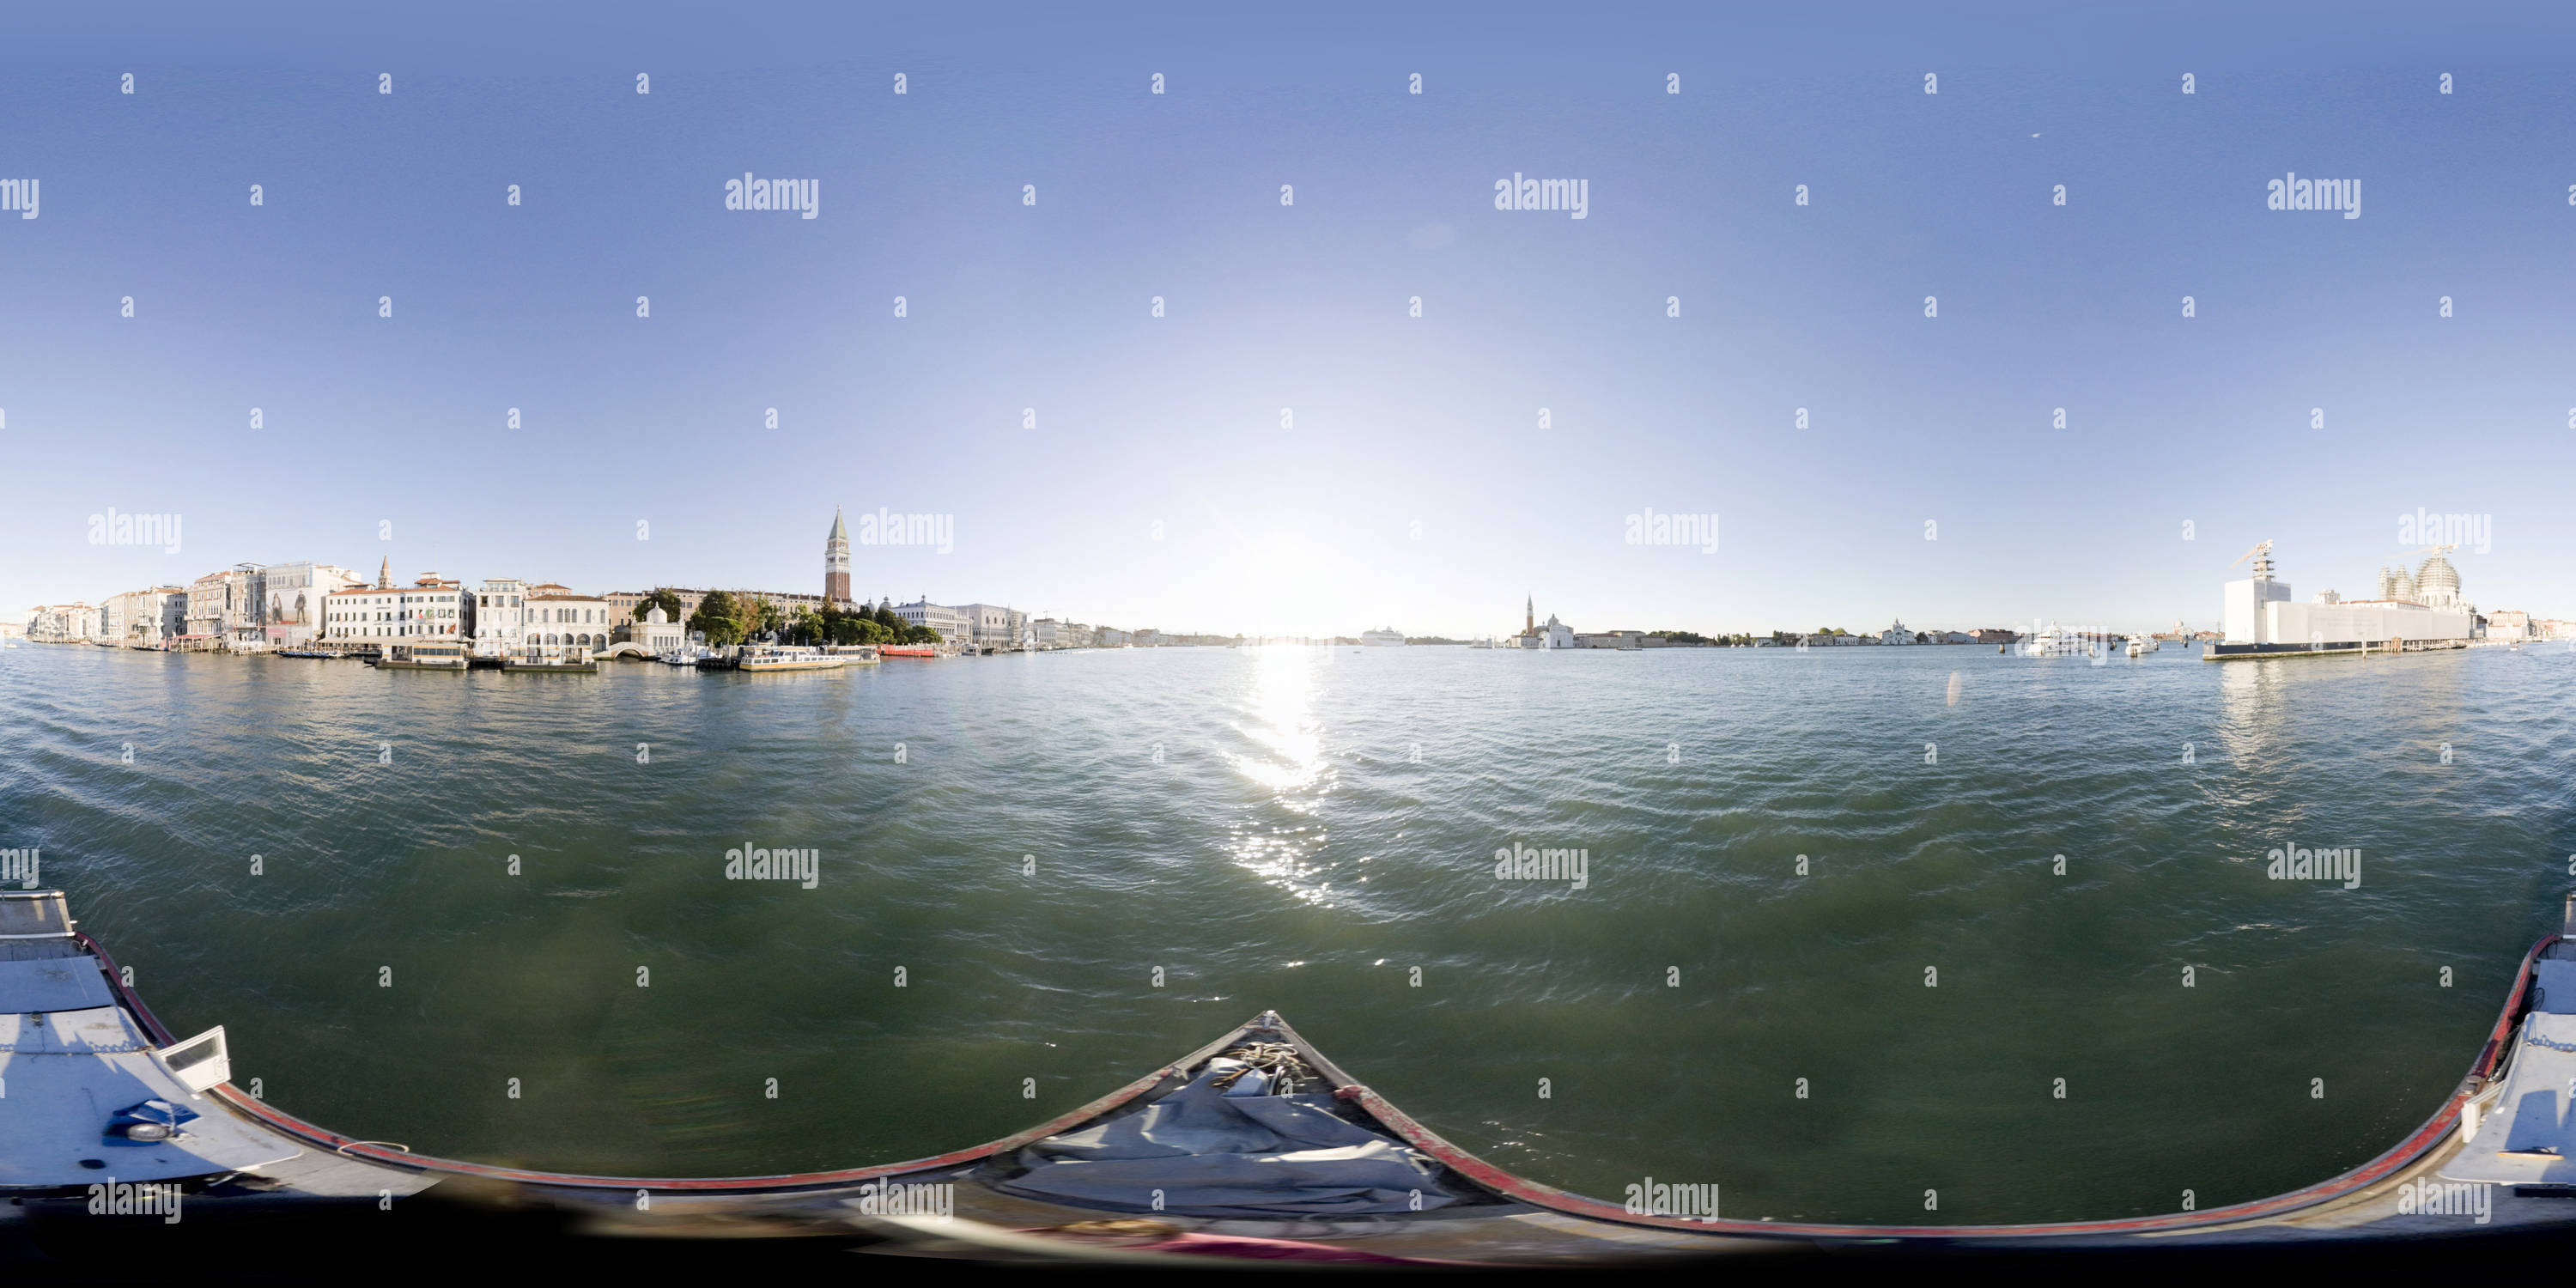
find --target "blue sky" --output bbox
[6,3,2575,637]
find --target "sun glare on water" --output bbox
[1224,644,1341,905]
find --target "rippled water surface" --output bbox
[3,641,2571,1222]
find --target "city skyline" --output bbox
[7,6,2575,637]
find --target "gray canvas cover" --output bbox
[996,1068,1458,1217]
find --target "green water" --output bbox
[2,641,2567,1222]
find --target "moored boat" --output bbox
[17,885,2576,1261]
[374,642,470,671]
[735,646,847,673]
[878,645,940,659]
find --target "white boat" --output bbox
[736,646,848,673]
[2126,637,2157,658]
[1359,627,1406,647]
[2020,624,2112,659]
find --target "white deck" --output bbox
[2441,958,2576,1186]
[0,1004,301,1186]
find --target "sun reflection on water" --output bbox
[1224,645,1341,905]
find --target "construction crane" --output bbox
[2229,539,2274,568]
[2402,544,2460,558]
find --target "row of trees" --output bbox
[1651,630,1764,646]
[640,588,945,649]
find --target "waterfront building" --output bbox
[258,562,361,649]
[617,604,685,655]
[100,587,185,647]
[1969,628,2020,645]
[1519,612,1577,649]
[322,567,469,649]
[1880,619,1916,645]
[466,578,529,659]
[1094,626,1132,647]
[27,604,97,643]
[606,589,708,629]
[154,587,187,644]
[1033,618,1091,649]
[1575,630,1665,649]
[951,603,1029,651]
[183,571,230,640]
[98,592,135,646]
[1512,597,1579,649]
[895,598,974,644]
[2488,610,2531,641]
[2222,546,2472,653]
[825,507,854,607]
[256,562,360,648]
[216,565,269,651]
[522,589,613,662]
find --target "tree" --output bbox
[688,591,745,647]
[631,587,684,623]
[788,606,823,645]
[739,595,785,641]
[873,602,902,632]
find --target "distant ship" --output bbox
[2020,624,2115,659]
[1359,627,1406,647]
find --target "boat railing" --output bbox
[0,889,77,939]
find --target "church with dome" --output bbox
[2218,544,2476,657]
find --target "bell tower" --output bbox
[824,507,853,605]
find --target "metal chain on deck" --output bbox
[2524,1025,2576,1053]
